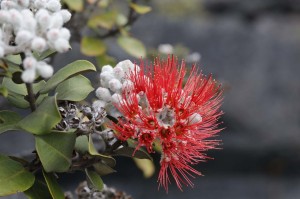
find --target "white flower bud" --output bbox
[100,79,108,88]
[21,10,36,32]
[15,30,33,45]
[0,10,10,23]
[113,66,125,80]
[34,0,47,9]
[31,37,47,52]
[115,59,134,74]
[21,9,34,18]
[122,80,134,91]
[59,9,71,23]
[17,0,30,8]
[95,87,112,102]
[59,28,70,40]
[9,9,22,26]
[49,13,63,28]
[111,93,122,104]
[35,9,50,29]
[54,38,70,53]
[36,62,53,78]
[23,57,37,69]
[101,65,113,73]
[1,1,17,10]
[109,78,122,93]
[100,71,114,88]
[188,113,202,125]
[158,44,174,54]
[46,0,61,12]
[47,28,60,41]
[21,68,36,83]
[93,100,106,111]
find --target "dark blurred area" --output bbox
[1,0,300,198]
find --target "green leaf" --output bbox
[55,75,94,101]
[0,110,21,134]
[24,179,52,199]
[85,169,104,191]
[0,86,8,97]
[36,132,76,172]
[43,171,64,199]
[81,37,106,57]
[133,158,155,178]
[93,162,116,176]
[130,3,152,14]
[5,54,21,65]
[112,146,152,160]
[62,0,83,11]
[117,36,146,58]
[75,135,89,154]
[88,134,116,167]
[18,96,61,135]
[40,60,96,94]
[96,54,116,69]
[0,155,35,196]
[33,49,57,61]
[2,77,46,95]
[88,11,117,29]
[7,92,29,108]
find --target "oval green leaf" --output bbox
[88,11,117,29]
[81,37,106,57]
[93,162,116,176]
[0,110,21,134]
[112,146,152,160]
[85,169,104,191]
[130,3,152,14]
[0,86,8,97]
[24,179,52,199]
[18,96,61,135]
[62,0,83,11]
[0,155,35,196]
[56,75,94,101]
[43,171,64,199]
[75,135,89,154]
[36,132,76,172]
[117,36,146,58]
[88,134,116,167]
[133,158,155,178]
[40,60,96,94]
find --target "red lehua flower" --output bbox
[110,56,223,192]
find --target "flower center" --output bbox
[156,106,176,128]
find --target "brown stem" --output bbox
[20,53,36,111]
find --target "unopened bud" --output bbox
[111,93,122,104]
[60,28,71,40]
[36,62,53,78]
[109,78,122,93]
[59,9,71,23]
[23,57,37,69]
[15,30,33,45]
[54,38,70,53]
[113,66,125,80]
[188,113,202,124]
[46,0,61,12]
[31,37,46,52]
[95,87,112,102]
[21,68,36,83]
[101,65,113,73]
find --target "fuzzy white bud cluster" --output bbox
[93,60,139,118]
[0,0,72,83]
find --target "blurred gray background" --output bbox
[1,0,300,198]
